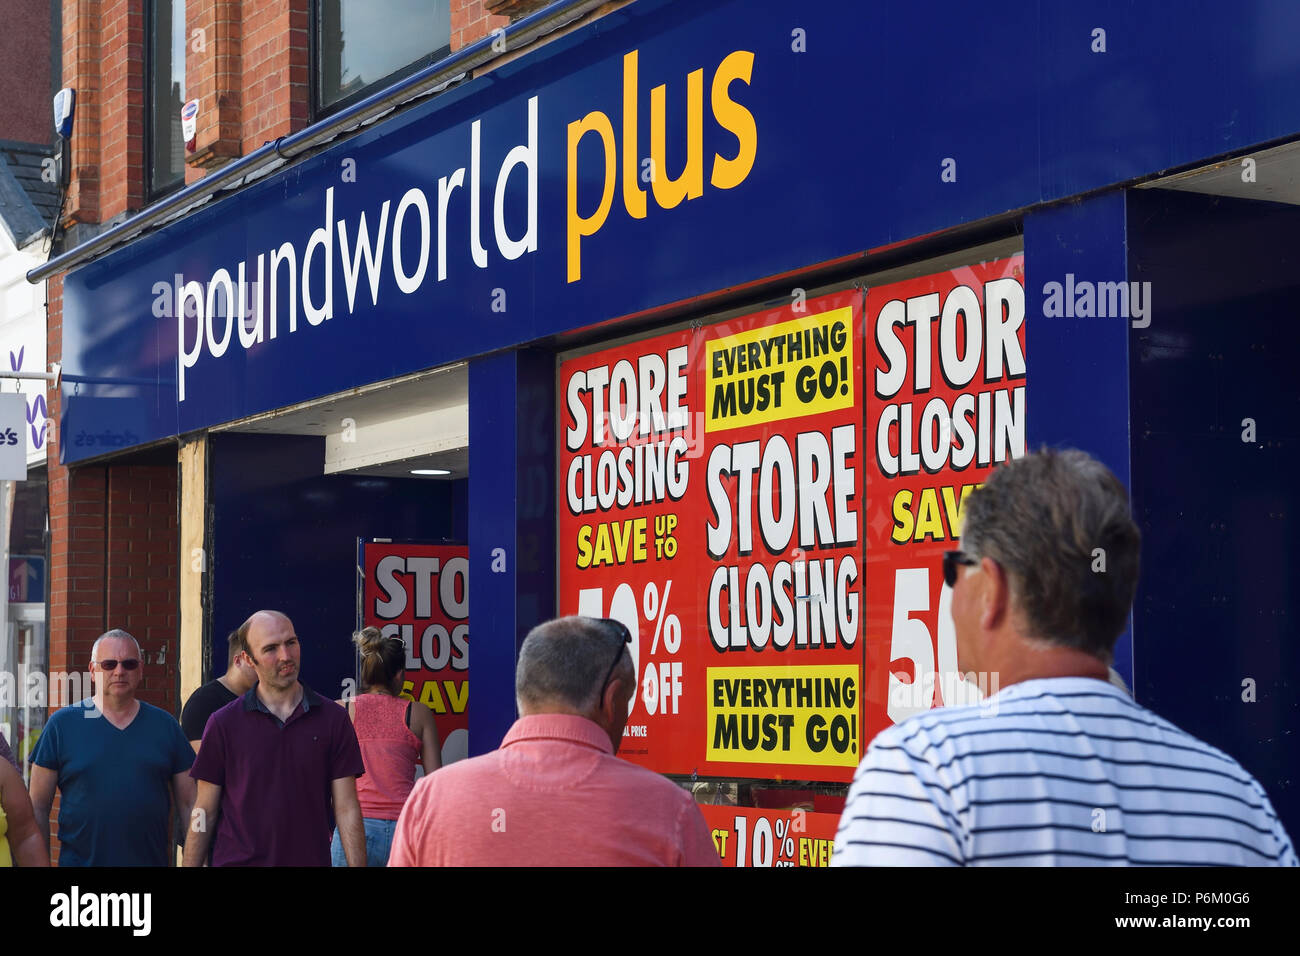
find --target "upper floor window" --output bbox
[315,0,451,116]
[147,0,187,198]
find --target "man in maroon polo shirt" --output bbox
[183,610,367,866]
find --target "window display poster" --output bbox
[557,256,1025,783]
[360,541,470,764]
[699,805,843,867]
[863,257,1026,728]
[558,290,864,782]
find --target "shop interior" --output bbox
[207,364,468,718]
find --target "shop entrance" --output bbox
[205,365,468,757]
[1126,162,1300,830]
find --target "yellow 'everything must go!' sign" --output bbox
[706,665,859,768]
[705,307,855,432]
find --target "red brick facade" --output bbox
[96,1,147,217]
[41,2,582,865]
[63,0,102,225]
[453,1,509,52]
[239,0,310,156]
[47,2,526,720]
[47,458,179,714]
[185,0,244,171]
[59,0,519,225]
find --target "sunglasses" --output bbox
[942,550,978,588]
[594,618,631,694]
[96,658,141,671]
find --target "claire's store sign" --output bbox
[0,393,28,481]
[58,0,1300,463]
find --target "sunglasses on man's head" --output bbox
[96,658,140,671]
[595,618,631,694]
[942,550,978,588]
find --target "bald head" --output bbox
[240,610,301,691]
[244,609,292,632]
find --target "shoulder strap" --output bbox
[404,699,413,729]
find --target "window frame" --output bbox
[144,0,188,201]
[309,0,452,121]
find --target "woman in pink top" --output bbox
[332,627,441,866]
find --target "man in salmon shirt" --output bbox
[389,616,720,866]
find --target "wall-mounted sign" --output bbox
[0,393,28,480]
[60,0,1292,465]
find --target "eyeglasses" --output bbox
[594,618,631,695]
[96,658,140,671]
[942,550,978,588]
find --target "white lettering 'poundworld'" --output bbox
[49,886,152,937]
[171,94,540,402]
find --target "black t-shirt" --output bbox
[181,679,239,743]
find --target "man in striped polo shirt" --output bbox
[833,448,1296,866]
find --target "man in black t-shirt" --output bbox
[181,628,258,752]
[177,627,259,858]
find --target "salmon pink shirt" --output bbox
[351,693,421,820]
[388,714,720,866]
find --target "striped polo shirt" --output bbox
[832,677,1297,866]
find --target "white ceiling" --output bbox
[220,363,470,479]
[1138,138,1300,204]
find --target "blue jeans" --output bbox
[331,817,397,867]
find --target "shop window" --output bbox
[146,0,187,199]
[554,238,1024,864]
[314,0,451,117]
[1,471,48,784]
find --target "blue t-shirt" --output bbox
[31,698,194,866]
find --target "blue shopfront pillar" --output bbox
[1023,191,1136,688]
[468,348,557,756]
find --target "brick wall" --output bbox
[46,0,610,691]
[453,0,509,51]
[63,0,314,214]
[240,0,309,154]
[45,459,179,714]
[107,467,181,712]
[61,0,549,222]
[96,0,146,218]
[47,463,106,689]
[50,0,514,719]
[185,0,243,172]
[63,0,100,225]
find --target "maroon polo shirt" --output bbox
[191,684,365,866]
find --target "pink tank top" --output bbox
[351,693,421,820]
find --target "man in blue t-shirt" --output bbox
[29,629,196,866]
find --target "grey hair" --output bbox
[959,448,1141,660]
[92,628,143,661]
[516,617,634,712]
